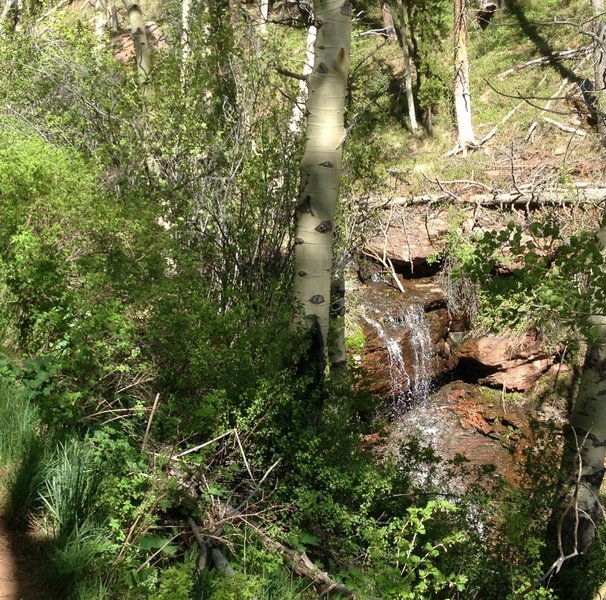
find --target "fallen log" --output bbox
[373,185,606,208]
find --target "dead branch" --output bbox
[276,66,309,81]
[498,46,591,78]
[542,116,588,136]
[375,185,606,208]
[526,77,572,141]
[215,502,356,597]
[141,393,160,453]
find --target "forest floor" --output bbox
[0,518,50,600]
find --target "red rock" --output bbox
[456,330,556,391]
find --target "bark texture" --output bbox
[95,0,107,38]
[453,0,476,149]
[592,0,606,144]
[394,0,418,132]
[180,0,193,93]
[123,0,152,94]
[293,0,351,350]
[289,23,317,133]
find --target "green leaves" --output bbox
[448,216,606,341]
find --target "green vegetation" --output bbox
[0,0,604,598]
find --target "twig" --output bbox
[526,77,571,141]
[276,66,308,81]
[174,430,234,459]
[141,393,161,453]
[235,429,256,487]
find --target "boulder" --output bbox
[455,330,556,391]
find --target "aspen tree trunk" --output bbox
[381,0,397,41]
[95,0,108,38]
[293,0,351,355]
[558,211,606,553]
[0,0,15,35]
[394,0,418,132]
[180,0,193,93]
[592,0,606,144]
[110,0,119,32]
[453,0,476,150]
[289,23,317,134]
[123,0,152,95]
[13,0,20,31]
[259,0,269,35]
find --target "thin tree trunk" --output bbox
[293,0,352,356]
[110,0,118,32]
[557,210,606,554]
[0,0,15,35]
[289,23,316,133]
[394,0,418,132]
[381,0,397,41]
[14,0,21,31]
[453,0,476,150]
[259,0,269,35]
[123,0,152,95]
[95,0,107,38]
[592,0,606,144]
[180,0,192,93]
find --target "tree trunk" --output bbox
[394,0,418,132]
[293,0,352,355]
[289,23,317,134]
[123,0,152,95]
[592,0,606,144]
[0,0,15,35]
[180,0,193,93]
[453,0,476,150]
[381,0,397,41]
[110,0,118,32]
[557,211,606,554]
[95,0,107,38]
[259,0,269,35]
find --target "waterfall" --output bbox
[363,315,411,404]
[363,303,433,412]
[402,304,432,403]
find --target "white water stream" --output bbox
[363,303,433,413]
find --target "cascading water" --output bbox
[402,304,433,403]
[363,314,411,404]
[363,303,434,413]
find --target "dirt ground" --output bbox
[0,519,51,600]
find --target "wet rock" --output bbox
[355,279,457,402]
[455,330,556,391]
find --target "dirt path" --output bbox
[0,519,50,600]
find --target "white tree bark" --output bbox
[289,23,317,134]
[110,0,119,32]
[293,0,351,353]
[95,0,108,38]
[453,0,476,150]
[394,0,418,132]
[0,0,15,35]
[259,0,269,35]
[592,0,606,144]
[123,0,152,95]
[180,0,193,93]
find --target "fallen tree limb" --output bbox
[498,46,591,78]
[214,502,356,597]
[542,116,588,136]
[375,185,606,208]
